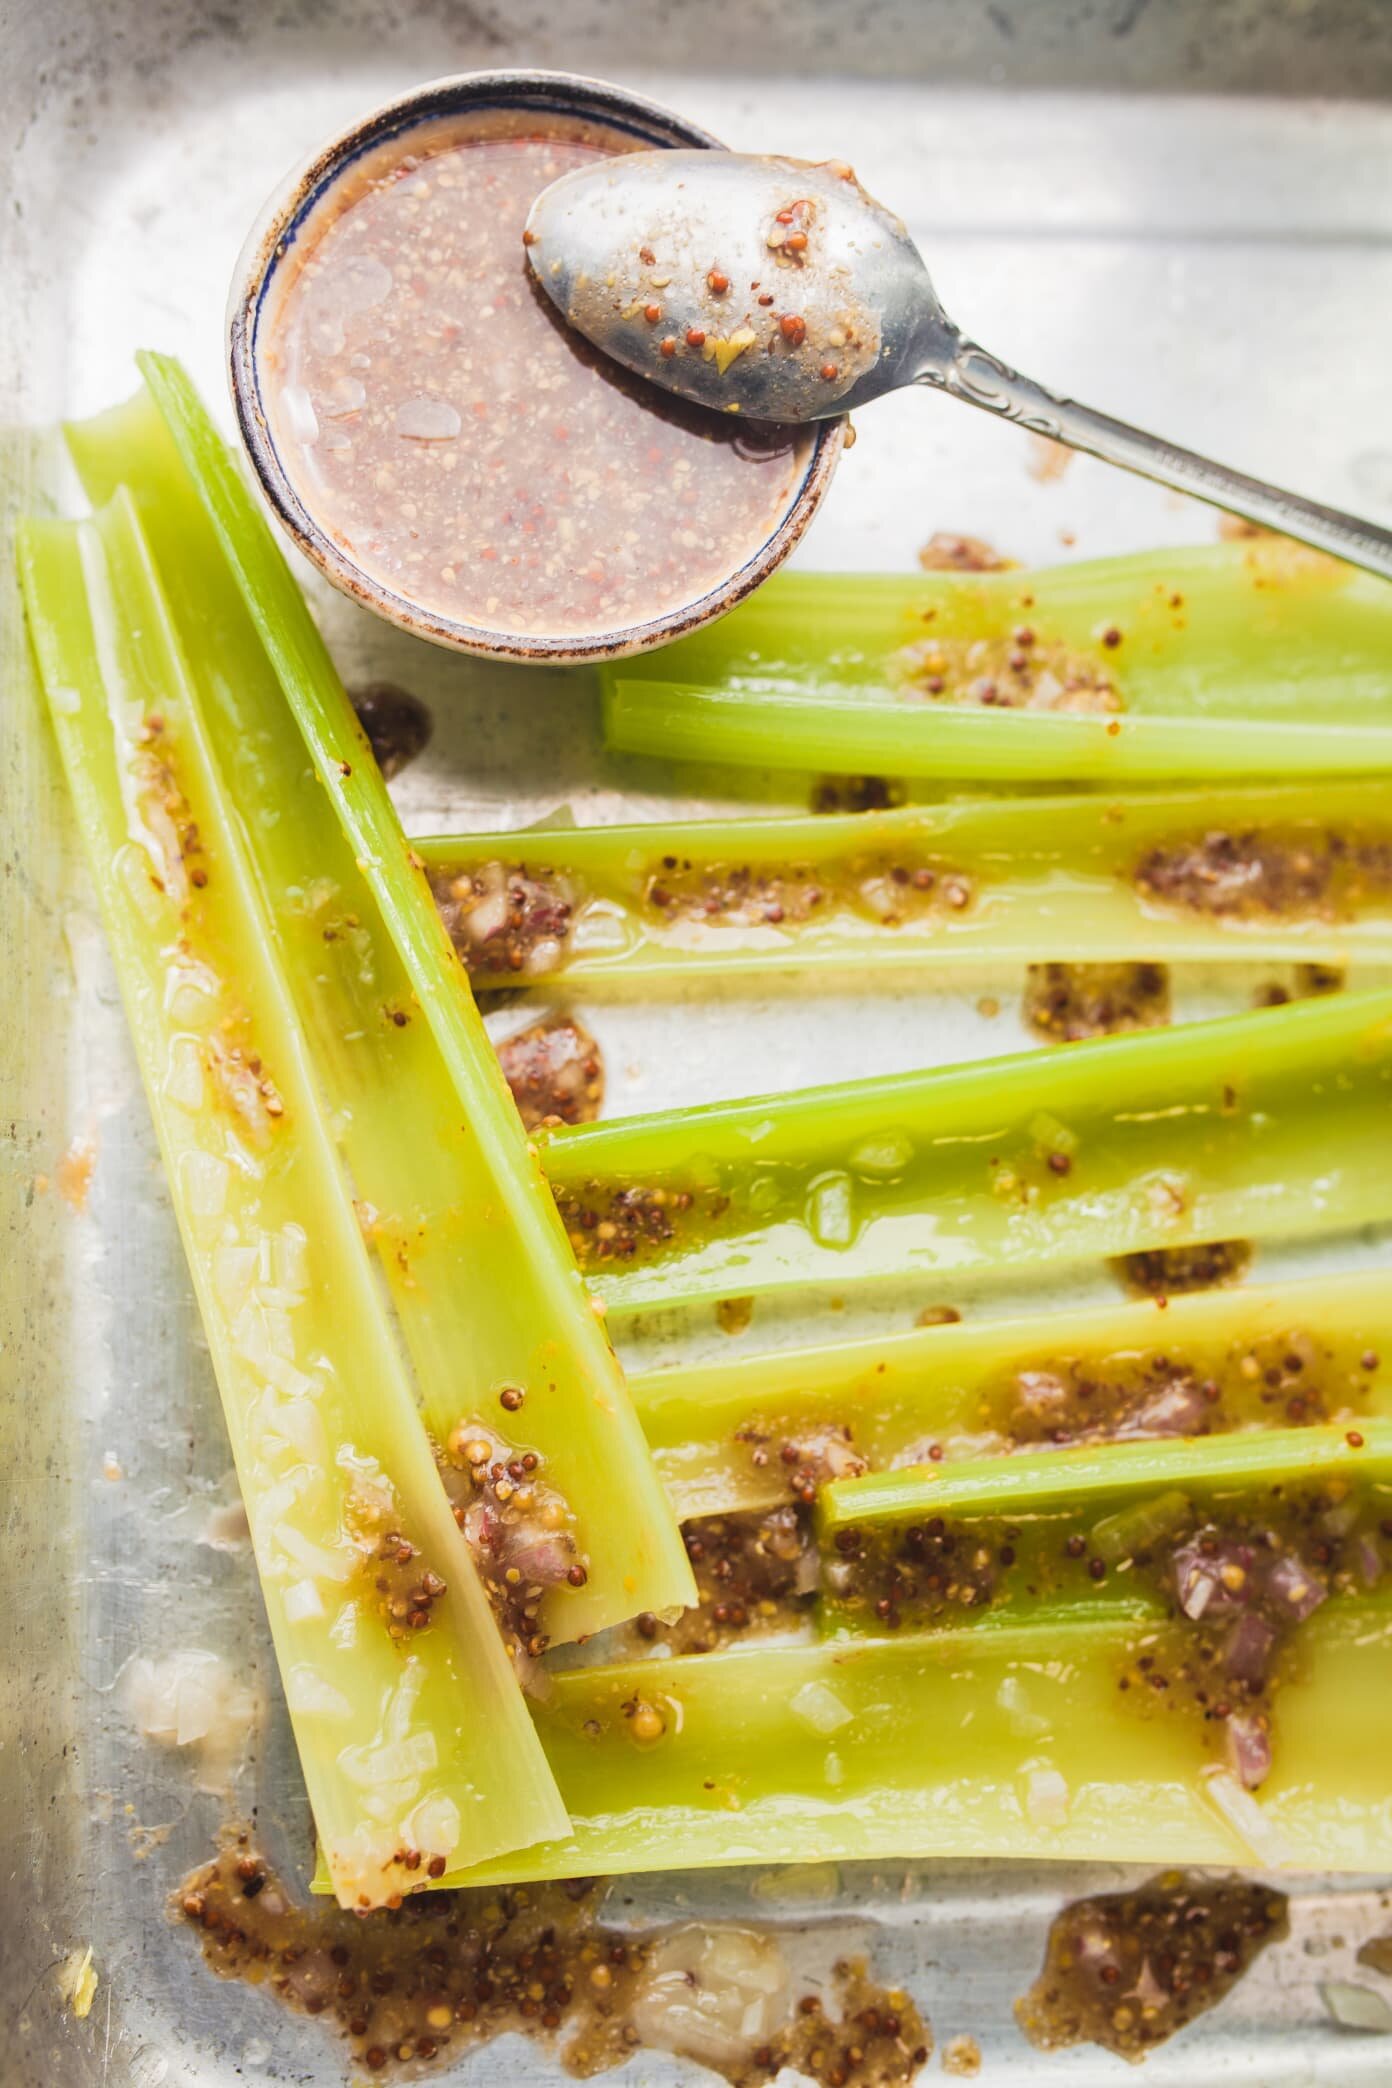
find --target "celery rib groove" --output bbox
[419,780,1392,986]
[435,1600,1392,1884]
[630,1268,1392,1518]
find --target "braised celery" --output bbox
[602,548,1392,783]
[18,496,568,1906]
[435,1425,1392,1886]
[820,1418,1392,1535]
[540,989,1392,1314]
[419,779,1392,987]
[65,364,694,1639]
[430,1599,1392,1884]
[817,1423,1392,1799]
[630,1268,1392,1518]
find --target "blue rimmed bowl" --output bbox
[227,69,844,666]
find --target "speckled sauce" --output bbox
[556,1178,727,1268]
[175,1836,931,2085]
[1023,960,1172,1042]
[348,680,433,778]
[625,1503,820,1655]
[917,532,1014,574]
[891,623,1121,712]
[262,112,808,638]
[433,1406,589,1662]
[1114,1239,1253,1298]
[431,846,973,980]
[1136,825,1392,921]
[659,1314,1384,1532]
[1016,1872,1288,2061]
[824,1457,1392,1789]
[495,1016,605,1131]
[641,850,972,933]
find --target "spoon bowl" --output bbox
[528,147,1392,577]
[525,150,952,421]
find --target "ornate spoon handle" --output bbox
[920,335,1392,580]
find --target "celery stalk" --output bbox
[540,989,1392,1314]
[821,1420,1392,1531]
[817,1422,1392,1652]
[65,367,694,1638]
[438,1424,1392,1887]
[602,549,1392,783]
[434,1599,1392,1883]
[631,1268,1392,1518]
[419,779,1392,987]
[18,497,568,1906]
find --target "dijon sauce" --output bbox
[262,111,808,638]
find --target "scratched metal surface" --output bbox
[6,2,1392,2082]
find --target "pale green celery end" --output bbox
[602,676,1392,783]
[420,778,1389,865]
[630,1267,1392,1517]
[664,543,1392,640]
[17,503,568,1899]
[65,363,695,1632]
[821,1419,1392,1530]
[602,531,1392,778]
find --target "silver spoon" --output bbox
[526,150,1392,578]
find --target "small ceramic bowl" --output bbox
[227,69,844,665]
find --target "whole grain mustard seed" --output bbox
[627,1699,666,1743]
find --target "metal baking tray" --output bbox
[6,2,1392,2080]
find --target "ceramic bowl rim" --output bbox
[226,67,844,665]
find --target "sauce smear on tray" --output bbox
[262,112,808,638]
